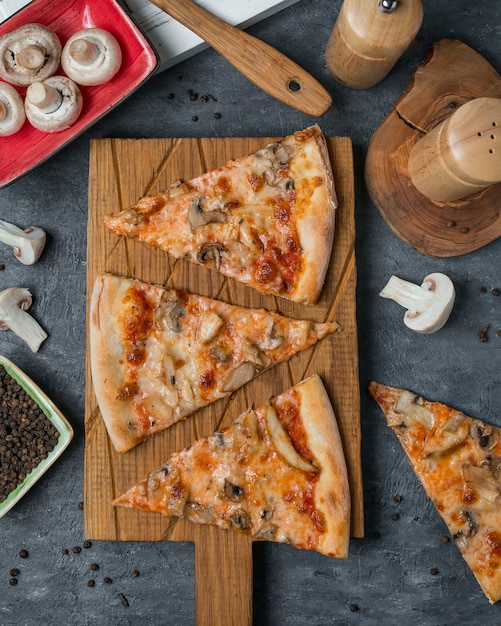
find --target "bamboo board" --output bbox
[84,135,362,626]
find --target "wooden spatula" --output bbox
[149,0,333,117]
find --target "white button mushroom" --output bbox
[0,219,46,265]
[24,76,83,132]
[0,82,26,136]
[61,28,122,86]
[0,287,47,352]
[0,23,61,87]
[379,273,455,334]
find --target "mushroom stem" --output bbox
[0,219,46,265]
[0,288,47,352]
[379,275,434,310]
[26,81,62,114]
[68,38,101,67]
[0,101,6,122]
[16,44,46,71]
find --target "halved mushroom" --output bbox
[61,28,122,86]
[379,273,455,334]
[197,311,224,343]
[156,296,185,333]
[187,197,226,231]
[25,76,83,133]
[222,361,259,392]
[0,218,46,264]
[0,287,47,352]
[0,23,61,86]
[0,83,25,136]
[264,405,317,473]
[394,390,433,428]
[196,242,227,269]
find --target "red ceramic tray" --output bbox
[0,0,159,188]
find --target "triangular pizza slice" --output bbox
[114,375,350,557]
[370,381,501,603]
[103,126,336,304]
[90,273,338,453]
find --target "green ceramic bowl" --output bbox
[0,355,74,519]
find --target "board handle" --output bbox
[149,0,333,117]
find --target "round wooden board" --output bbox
[365,39,501,258]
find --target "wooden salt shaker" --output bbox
[325,0,423,89]
[408,97,501,202]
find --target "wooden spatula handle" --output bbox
[149,0,333,117]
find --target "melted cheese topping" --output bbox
[371,382,501,603]
[103,127,334,303]
[113,277,336,445]
[116,388,332,554]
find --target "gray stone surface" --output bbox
[1,0,500,624]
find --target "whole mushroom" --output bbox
[379,272,455,334]
[0,218,46,264]
[0,287,47,352]
[24,76,83,132]
[0,23,61,86]
[0,82,26,136]
[61,28,122,86]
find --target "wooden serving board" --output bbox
[84,135,361,626]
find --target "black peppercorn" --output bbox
[18,549,28,559]
[9,577,17,585]
[61,548,69,555]
[132,570,140,578]
[391,513,400,521]
[87,579,95,588]
[90,563,99,571]
[83,541,92,549]
[118,592,129,607]
[430,568,439,575]
[10,568,20,577]
[104,577,113,584]
[72,546,81,554]
[440,535,450,544]
[350,603,359,612]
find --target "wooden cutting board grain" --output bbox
[84,135,362,626]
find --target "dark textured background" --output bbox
[1,1,501,624]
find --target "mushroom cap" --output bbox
[0,23,61,86]
[61,28,122,86]
[403,272,455,334]
[0,82,26,136]
[25,76,83,133]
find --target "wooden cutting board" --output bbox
[84,134,362,626]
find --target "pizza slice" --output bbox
[369,381,501,604]
[103,125,336,305]
[90,273,338,453]
[113,375,351,557]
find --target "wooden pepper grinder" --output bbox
[408,97,501,202]
[325,0,423,89]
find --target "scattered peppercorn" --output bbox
[199,94,208,103]
[10,568,20,577]
[373,531,381,540]
[213,112,221,119]
[167,93,175,100]
[187,89,198,101]
[175,75,182,82]
[0,365,60,502]
[0,263,5,270]
[72,546,82,554]
[18,549,28,559]
[430,568,439,575]
[104,577,113,584]
[492,288,500,296]
[9,578,17,586]
[87,580,95,588]
[61,548,69,555]
[132,570,140,578]
[192,115,198,122]
[480,286,487,293]
[90,563,99,571]
[394,495,403,503]
[497,329,501,337]
[447,221,456,228]
[440,535,450,544]
[118,592,129,607]
[78,501,84,510]
[83,541,92,549]
[478,323,489,343]
[391,513,400,521]
[349,603,359,612]
[460,226,469,233]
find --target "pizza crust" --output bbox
[89,274,143,453]
[292,375,350,557]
